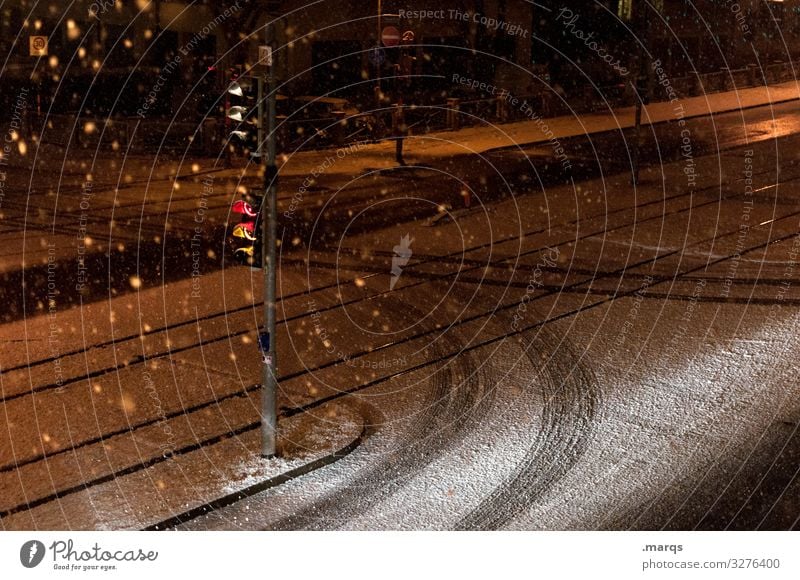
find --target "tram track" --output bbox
[3,201,799,520]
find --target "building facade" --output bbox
[2,0,799,119]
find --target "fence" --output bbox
[23,63,799,155]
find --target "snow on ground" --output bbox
[178,318,550,530]
[178,126,800,530]
[179,296,799,531]
[3,400,363,530]
[508,300,800,530]
[5,86,800,530]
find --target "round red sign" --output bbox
[381,26,401,47]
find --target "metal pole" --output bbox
[632,97,642,185]
[394,78,406,166]
[261,18,278,458]
[631,1,649,186]
[376,0,382,107]
[224,70,232,168]
[257,75,264,162]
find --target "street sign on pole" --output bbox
[258,332,271,363]
[381,26,401,47]
[259,45,273,67]
[29,36,48,56]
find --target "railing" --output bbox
[25,64,798,156]
[664,62,796,100]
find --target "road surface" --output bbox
[1,100,799,530]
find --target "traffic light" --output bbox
[228,198,263,268]
[226,74,263,159]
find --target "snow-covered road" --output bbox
[3,107,800,531]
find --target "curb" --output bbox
[482,93,800,157]
[143,424,367,530]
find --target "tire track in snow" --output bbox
[263,298,495,530]
[456,325,599,530]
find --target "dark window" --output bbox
[0,7,23,57]
[421,36,471,91]
[311,40,363,96]
[145,28,179,66]
[102,23,135,68]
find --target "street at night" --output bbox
[1,1,799,577]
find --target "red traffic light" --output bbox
[229,198,263,268]
[232,200,258,217]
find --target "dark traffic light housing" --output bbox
[226,74,264,160]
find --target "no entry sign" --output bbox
[381,26,400,47]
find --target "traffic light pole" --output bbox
[632,91,642,185]
[376,0,382,107]
[631,1,651,186]
[261,20,278,458]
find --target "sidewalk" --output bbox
[12,78,798,185]
[241,79,800,182]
